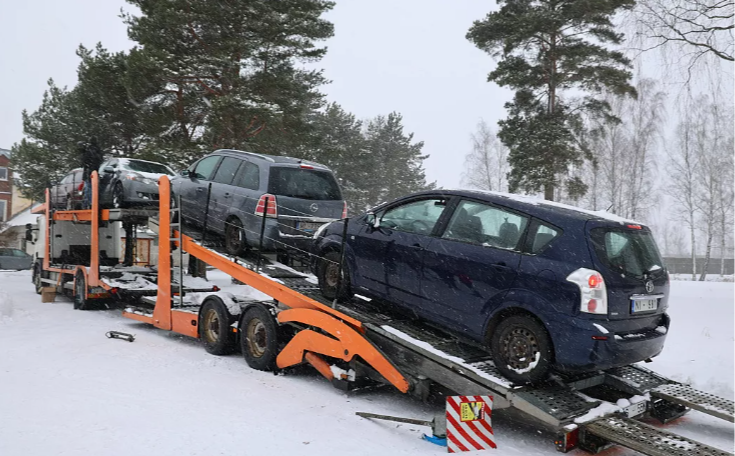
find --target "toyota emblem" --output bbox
[310,203,319,212]
[645,280,654,293]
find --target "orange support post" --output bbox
[89,171,100,287]
[276,308,410,393]
[44,189,50,271]
[152,176,173,331]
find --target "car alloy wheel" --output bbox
[225,218,246,256]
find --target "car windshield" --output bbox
[122,160,174,175]
[268,167,342,200]
[590,227,665,279]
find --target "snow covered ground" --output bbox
[0,269,732,455]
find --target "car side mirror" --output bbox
[365,212,380,229]
[103,166,115,174]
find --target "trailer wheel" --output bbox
[318,251,352,300]
[490,314,552,385]
[199,296,237,355]
[73,271,88,310]
[33,264,44,294]
[240,305,279,371]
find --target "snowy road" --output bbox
[0,269,732,455]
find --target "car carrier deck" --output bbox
[29,174,733,455]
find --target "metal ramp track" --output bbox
[652,383,735,423]
[584,415,733,456]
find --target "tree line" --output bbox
[12,0,433,214]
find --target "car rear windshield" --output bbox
[268,167,342,200]
[123,160,173,175]
[590,227,664,278]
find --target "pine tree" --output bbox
[12,81,88,201]
[467,0,637,200]
[122,0,335,162]
[306,103,371,214]
[12,45,163,200]
[363,113,435,207]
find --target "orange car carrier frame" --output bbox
[29,174,733,456]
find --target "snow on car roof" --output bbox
[448,188,645,226]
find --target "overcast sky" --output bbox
[1,0,514,188]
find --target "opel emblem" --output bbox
[310,203,319,212]
[645,280,654,293]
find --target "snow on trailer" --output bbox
[28,175,734,455]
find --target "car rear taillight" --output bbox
[567,268,608,314]
[255,193,277,218]
[342,201,347,219]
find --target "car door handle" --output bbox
[412,243,424,250]
[196,187,204,192]
[491,262,510,270]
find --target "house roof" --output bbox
[0,148,10,158]
[1,205,41,233]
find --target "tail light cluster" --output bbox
[566,268,608,314]
[255,193,277,218]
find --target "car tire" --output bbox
[224,217,247,257]
[317,251,352,301]
[73,270,87,310]
[490,314,552,385]
[112,183,125,209]
[199,296,237,355]
[240,304,280,371]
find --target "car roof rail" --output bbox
[216,149,276,163]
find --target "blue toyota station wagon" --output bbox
[313,190,670,384]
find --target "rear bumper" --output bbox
[550,313,670,373]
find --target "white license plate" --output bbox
[631,299,658,313]
[297,222,324,233]
[623,400,647,418]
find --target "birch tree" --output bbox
[461,120,509,192]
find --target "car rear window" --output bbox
[590,227,664,278]
[268,167,342,200]
[124,160,174,175]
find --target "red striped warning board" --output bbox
[446,395,496,452]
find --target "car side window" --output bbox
[193,156,221,180]
[212,157,242,185]
[0,248,9,256]
[61,174,73,184]
[531,224,560,253]
[233,161,260,190]
[378,198,447,235]
[74,170,84,182]
[442,200,529,250]
[12,249,27,257]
